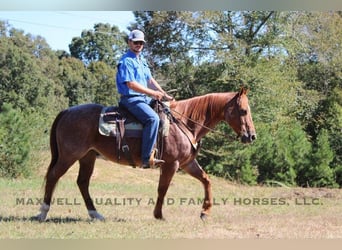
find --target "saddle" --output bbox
[99,105,143,138]
[98,100,173,167]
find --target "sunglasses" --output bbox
[133,41,144,45]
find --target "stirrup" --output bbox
[148,149,165,168]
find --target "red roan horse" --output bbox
[35,88,256,222]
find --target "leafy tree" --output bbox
[0,21,67,178]
[132,11,194,66]
[283,12,342,186]
[254,121,312,186]
[308,88,342,185]
[0,21,68,113]
[69,23,127,67]
[87,61,119,106]
[197,11,279,61]
[0,103,30,177]
[132,11,280,96]
[58,56,96,106]
[297,129,337,187]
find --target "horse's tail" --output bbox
[44,109,67,181]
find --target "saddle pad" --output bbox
[98,105,170,138]
[98,107,143,137]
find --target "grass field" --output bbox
[1,156,342,239]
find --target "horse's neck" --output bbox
[174,93,235,141]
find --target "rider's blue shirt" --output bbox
[116,50,152,96]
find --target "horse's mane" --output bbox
[171,92,238,124]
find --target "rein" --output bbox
[169,107,239,143]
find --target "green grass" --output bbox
[1,157,342,239]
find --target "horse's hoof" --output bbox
[153,209,164,220]
[154,215,165,220]
[35,202,49,222]
[88,210,105,221]
[200,212,208,221]
[34,213,47,222]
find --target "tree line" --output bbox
[0,11,341,188]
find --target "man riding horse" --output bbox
[116,29,173,169]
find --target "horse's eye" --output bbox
[239,109,247,116]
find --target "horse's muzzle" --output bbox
[241,132,256,143]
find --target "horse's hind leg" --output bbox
[77,150,104,221]
[182,159,212,220]
[36,158,76,222]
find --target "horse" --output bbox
[35,87,256,222]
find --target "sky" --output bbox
[0,11,135,52]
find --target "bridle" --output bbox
[167,97,241,143]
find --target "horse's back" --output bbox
[67,103,104,115]
[55,103,104,146]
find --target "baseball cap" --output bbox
[128,30,146,43]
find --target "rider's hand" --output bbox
[152,90,165,101]
[163,93,174,101]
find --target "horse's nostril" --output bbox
[241,132,256,143]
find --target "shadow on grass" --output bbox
[0,215,127,223]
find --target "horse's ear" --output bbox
[239,86,249,96]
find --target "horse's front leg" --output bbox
[182,159,212,220]
[154,161,179,220]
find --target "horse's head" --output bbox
[224,88,256,143]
